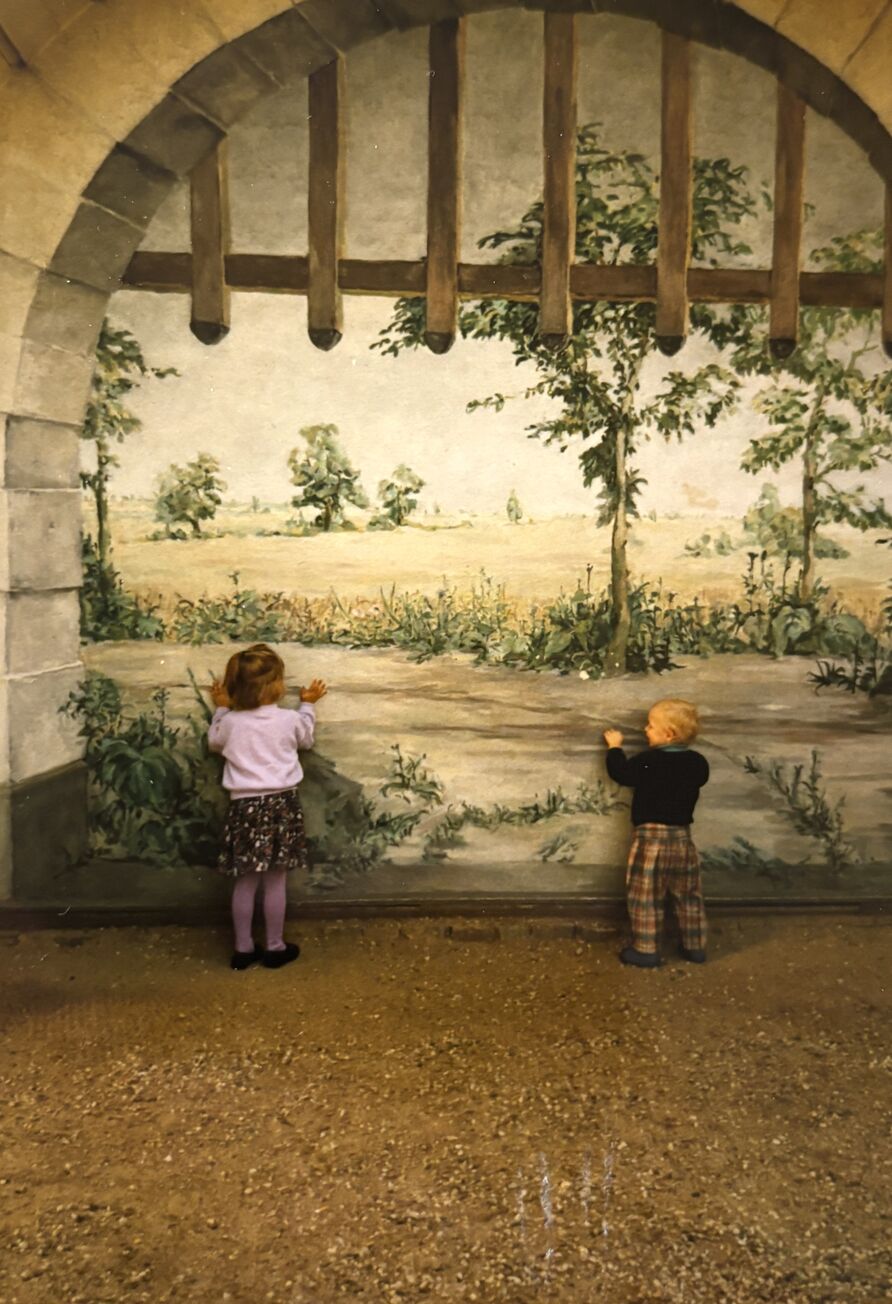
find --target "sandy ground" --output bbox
[1,914,890,1303]
[103,508,890,612]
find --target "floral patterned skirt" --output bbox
[217,789,311,878]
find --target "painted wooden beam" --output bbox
[884,181,892,360]
[308,56,345,350]
[656,32,693,356]
[425,18,465,354]
[540,12,577,349]
[189,142,231,345]
[770,82,807,360]
[122,252,885,311]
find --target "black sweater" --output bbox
[606,746,710,827]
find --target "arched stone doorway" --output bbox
[1,0,890,901]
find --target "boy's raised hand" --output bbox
[603,728,623,749]
[300,678,327,704]
[210,678,231,709]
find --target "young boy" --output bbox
[603,698,709,968]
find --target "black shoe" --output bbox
[262,942,301,970]
[231,945,264,971]
[679,945,707,964]
[619,946,662,968]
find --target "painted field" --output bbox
[101,506,891,614]
[84,641,892,900]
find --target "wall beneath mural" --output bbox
[68,12,891,904]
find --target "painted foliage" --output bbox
[72,14,891,899]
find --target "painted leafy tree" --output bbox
[155,453,226,539]
[82,319,177,568]
[377,125,754,673]
[370,464,425,529]
[732,230,892,599]
[288,423,368,532]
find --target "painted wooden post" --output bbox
[425,18,465,354]
[540,12,577,350]
[655,32,693,356]
[769,82,806,360]
[189,141,230,345]
[883,181,892,359]
[308,56,345,351]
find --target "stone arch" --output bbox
[2,0,891,900]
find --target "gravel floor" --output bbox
[0,913,889,1303]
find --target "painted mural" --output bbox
[71,14,891,900]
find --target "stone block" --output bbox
[103,1,225,91]
[7,489,81,591]
[14,340,94,427]
[32,2,220,144]
[174,45,279,128]
[844,7,892,129]
[8,664,84,782]
[48,200,142,294]
[209,0,291,42]
[0,0,86,65]
[0,66,115,201]
[0,776,10,894]
[779,0,886,74]
[296,0,391,51]
[6,588,80,676]
[83,146,177,233]
[452,0,518,13]
[726,0,788,22]
[229,10,335,86]
[0,333,20,414]
[10,760,89,898]
[0,159,74,267]
[4,416,81,490]
[0,252,39,341]
[124,95,224,179]
[24,274,106,358]
[375,1,462,28]
[525,0,594,12]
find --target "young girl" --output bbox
[208,643,327,971]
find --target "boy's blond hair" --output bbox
[650,698,700,743]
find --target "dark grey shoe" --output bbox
[619,946,662,969]
[231,945,264,971]
[679,945,707,964]
[262,942,301,970]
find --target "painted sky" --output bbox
[105,11,890,517]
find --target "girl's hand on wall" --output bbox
[300,679,327,703]
[603,728,623,748]
[210,678,231,709]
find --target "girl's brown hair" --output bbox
[222,644,285,711]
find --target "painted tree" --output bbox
[373,464,425,528]
[81,320,177,567]
[506,489,523,524]
[377,126,754,673]
[288,423,368,532]
[155,453,226,539]
[732,231,892,600]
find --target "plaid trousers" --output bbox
[625,823,707,955]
